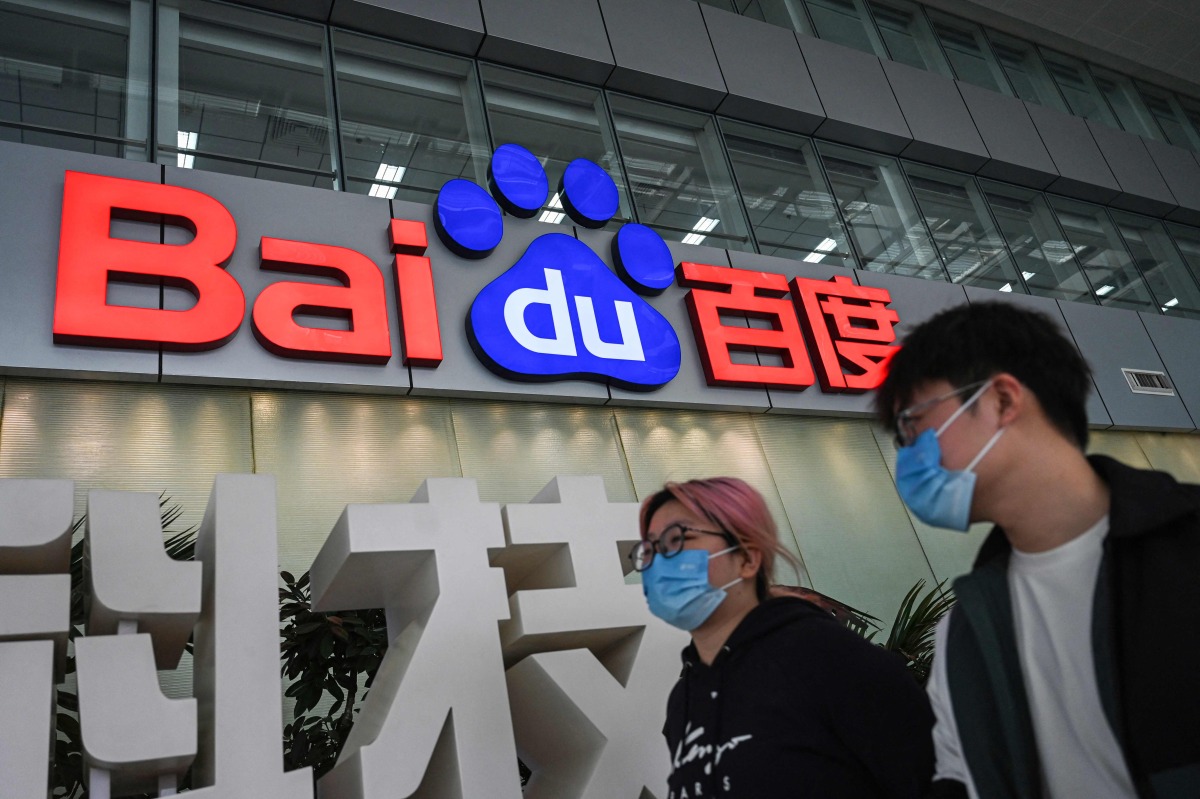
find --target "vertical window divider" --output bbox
[714,116,763,256]
[458,61,493,187]
[1083,61,1135,137]
[972,174,1034,295]
[894,157,952,282]
[599,90,640,226]
[809,138,870,271]
[323,27,346,192]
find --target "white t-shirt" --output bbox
[928,517,1136,798]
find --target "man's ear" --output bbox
[991,373,1024,427]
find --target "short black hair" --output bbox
[873,302,1093,449]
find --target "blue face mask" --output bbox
[895,382,1005,532]
[642,546,741,631]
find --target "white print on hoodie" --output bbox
[669,723,753,796]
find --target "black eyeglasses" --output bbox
[628,523,737,572]
[893,380,990,448]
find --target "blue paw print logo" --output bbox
[434,144,682,391]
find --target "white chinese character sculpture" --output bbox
[185,475,314,799]
[75,489,202,796]
[0,479,73,799]
[310,478,522,799]
[499,477,688,799]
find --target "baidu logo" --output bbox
[434,144,681,390]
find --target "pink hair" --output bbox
[639,477,797,599]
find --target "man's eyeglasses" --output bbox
[628,523,737,572]
[894,380,990,448]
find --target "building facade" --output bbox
[2,0,1200,792]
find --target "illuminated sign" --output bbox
[679,264,899,392]
[441,145,681,390]
[53,171,441,366]
[49,159,899,398]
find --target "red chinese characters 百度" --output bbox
[678,263,898,393]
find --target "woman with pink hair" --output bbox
[632,477,934,799]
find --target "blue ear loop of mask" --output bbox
[895,380,1006,532]
[642,546,743,631]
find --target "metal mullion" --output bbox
[714,116,763,255]
[894,158,952,282]
[323,26,346,191]
[809,140,869,271]
[970,174,1034,295]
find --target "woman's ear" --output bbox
[740,547,763,580]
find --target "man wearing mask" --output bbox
[874,301,1200,799]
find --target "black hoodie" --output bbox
[663,597,934,799]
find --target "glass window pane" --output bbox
[0,0,150,158]
[903,162,1022,291]
[609,94,753,251]
[1048,196,1154,312]
[1040,49,1118,128]
[1112,211,1200,318]
[1135,83,1200,151]
[1176,97,1200,148]
[980,180,1093,304]
[1089,66,1160,140]
[867,0,950,77]
[926,10,1008,94]
[721,119,856,267]
[803,0,883,56]
[1165,223,1200,297]
[816,141,944,280]
[985,30,1066,113]
[480,65,631,229]
[159,0,334,188]
[737,0,815,35]
[696,0,737,11]
[332,31,489,203]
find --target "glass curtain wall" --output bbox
[1111,212,1200,318]
[1166,223,1200,292]
[903,162,1023,291]
[866,0,950,76]
[156,0,334,187]
[1049,197,1154,312]
[1136,83,1200,151]
[480,64,631,229]
[980,180,1094,303]
[721,119,856,267]
[0,0,150,158]
[331,32,488,202]
[925,10,1009,95]
[803,0,884,56]
[1040,49,1119,128]
[736,0,815,34]
[1090,67,1160,140]
[609,94,753,251]
[817,141,944,279]
[985,31,1067,113]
